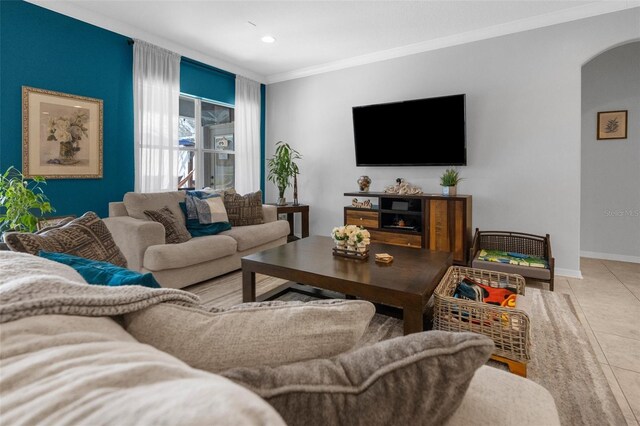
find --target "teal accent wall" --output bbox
[0,0,133,218]
[180,59,235,105]
[1,1,267,217]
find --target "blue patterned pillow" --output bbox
[38,251,161,288]
[185,190,229,224]
[179,202,232,237]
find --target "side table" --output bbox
[267,203,309,242]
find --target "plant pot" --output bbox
[277,197,287,206]
[442,185,457,196]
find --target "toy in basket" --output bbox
[433,266,531,377]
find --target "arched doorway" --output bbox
[580,41,640,263]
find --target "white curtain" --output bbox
[234,75,261,194]
[133,40,181,193]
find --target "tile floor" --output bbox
[535,258,640,425]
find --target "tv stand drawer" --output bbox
[346,210,379,228]
[369,230,422,248]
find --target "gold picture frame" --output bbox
[22,86,103,178]
[597,110,628,140]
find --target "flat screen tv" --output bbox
[352,94,466,166]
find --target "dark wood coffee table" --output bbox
[241,235,452,335]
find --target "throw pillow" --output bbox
[223,190,264,226]
[143,207,192,244]
[221,331,494,426]
[38,251,161,288]
[122,299,376,372]
[178,202,232,237]
[185,191,229,224]
[3,211,127,267]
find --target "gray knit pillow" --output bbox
[143,207,191,244]
[221,331,494,426]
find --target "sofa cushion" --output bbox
[39,251,161,288]
[221,331,494,426]
[4,212,127,268]
[221,220,290,251]
[143,235,237,271]
[224,191,264,226]
[123,191,185,221]
[446,366,560,425]
[472,258,551,280]
[123,299,375,372]
[0,314,285,426]
[144,207,192,244]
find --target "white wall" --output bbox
[581,42,640,263]
[266,9,640,276]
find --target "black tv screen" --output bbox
[352,94,466,166]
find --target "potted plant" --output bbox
[440,168,462,196]
[0,166,54,242]
[267,141,301,206]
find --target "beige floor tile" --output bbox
[569,282,639,313]
[596,332,640,373]
[612,366,640,423]
[580,304,640,340]
[623,282,640,301]
[568,296,608,363]
[615,271,640,287]
[601,364,639,426]
[581,320,608,364]
[603,260,640,274]
[553,277,574,295]
[581,257,611,271]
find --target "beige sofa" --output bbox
[104,191,290,289]
[0,251,561,426]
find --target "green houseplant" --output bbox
[267,141,302,206]
[0,166,54,237]
[440,168,462,196]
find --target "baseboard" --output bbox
[556,268,583,279]
[580,251,640,264]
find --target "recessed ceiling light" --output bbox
[261,35,276,43]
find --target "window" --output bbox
[178,95,235,190]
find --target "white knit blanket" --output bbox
[0,251,201,323]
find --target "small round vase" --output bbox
[357,175,371,192]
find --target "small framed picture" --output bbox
[597,110,628,140]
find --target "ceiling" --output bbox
[29,1,639,83]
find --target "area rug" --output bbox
[275,288,625,426]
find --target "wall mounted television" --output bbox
[352,94,466,166]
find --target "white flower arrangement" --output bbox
[331,225,371,248]
[46,111,89,160]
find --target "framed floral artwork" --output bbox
[22,86,103,178]
[597,110,627,140]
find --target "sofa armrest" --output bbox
[109,201,128,217]
[263,204,277,223]
[103,216,165,271]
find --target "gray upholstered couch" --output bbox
[0,251,561,426]
[104,191,290,289]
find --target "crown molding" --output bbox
[266,2,640,84]
[25,0,267,84]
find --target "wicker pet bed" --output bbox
[470,229,555,291]
[433,266,531,377]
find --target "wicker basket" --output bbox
[433,266,531,367]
